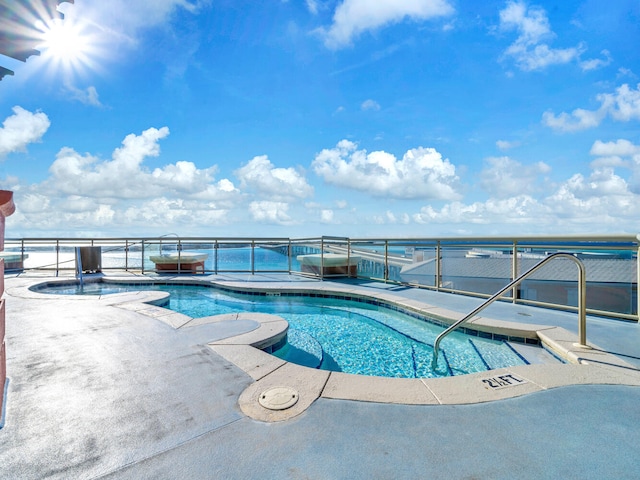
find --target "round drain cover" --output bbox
[258,386,299,410]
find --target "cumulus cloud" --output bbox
[590,139,640,157]
[398,138,640,232]
[590,139,640,193]
[249,201,293,224]
[409,156,640,232]
[543,83,640,132]
[499,1,584,71]
[320,209,334,223]
[9,126,246,235]
[122,197,230,228]
[0,106,51,158]
[541,108,604,133]
[317,0,454,49]
[544,168,637,225]
[480,156,551,198]
[45,127,237,202]
[599,83,640,122]
[312,140,461,200]
[361,99,381,111]
[235,155,313,201]
[413,196,544,225]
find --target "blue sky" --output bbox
[0,0,639,238]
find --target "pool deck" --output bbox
[1,271,640,479]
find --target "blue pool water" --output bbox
[34,282,528,378]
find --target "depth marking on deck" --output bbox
[481,374,527,390]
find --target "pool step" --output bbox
[468,339,529,370]
[275,329,323,369]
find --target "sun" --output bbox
[42,20,84,60]
[36,17,98,76]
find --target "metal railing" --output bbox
[431,253,588,369]
[3,234,638,321]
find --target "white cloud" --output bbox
[545,168,637,222]
[122,197,230,228]
[543,83,640,132]
[306,0,319,15]
[66,0,206,45]
[580,50,612,72]
[590,139,640,157]
[598,83,640,122]
[312,140,461,200]
[9,133,241,236]
[480,156,551,198]
[361,99,381,111]
[410,159,640,232]
[320,209,334,223]
[554,168,629,200]
[64,84,103,107]
[45,127,237,203]
[496,139,520,151]
[0,106,51,158]
[249,201,293,224]
[379,210,410,224]
[617,67,636,79]
[235,155,313,201]
[413,196,544,226]
[317,0,454,49]
[499,1,584,71]
[541,108,604,132]
[590,139,640,193]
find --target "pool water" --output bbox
[34,282,528,378]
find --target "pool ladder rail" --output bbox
[431,253,588,370]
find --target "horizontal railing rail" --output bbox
[3,234,638,321]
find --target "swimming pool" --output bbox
[32,281,529,378]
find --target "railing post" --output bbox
[55,240,60,277]
[576,258,587,346]
[214,241,219,274]
[512,240,518,303]
[177,238,182,274]
[436,241,441,291]
[637,235,640,321]
[347,238,352,278]
[384,240,389,282]
[251,240,255,274]
[320,237,324,281]
[124,240,129,271]
[141,240,145,275]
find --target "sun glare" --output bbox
[36,17,97,76]
[43,21,83,59]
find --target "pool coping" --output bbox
[10,274,640,422]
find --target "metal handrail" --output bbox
[431,252,588,369]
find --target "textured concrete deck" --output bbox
[1,272,640,479]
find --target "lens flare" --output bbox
[37,17,98,77]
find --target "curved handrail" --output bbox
[431,252,587,370]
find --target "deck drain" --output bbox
[258,386,299,410]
